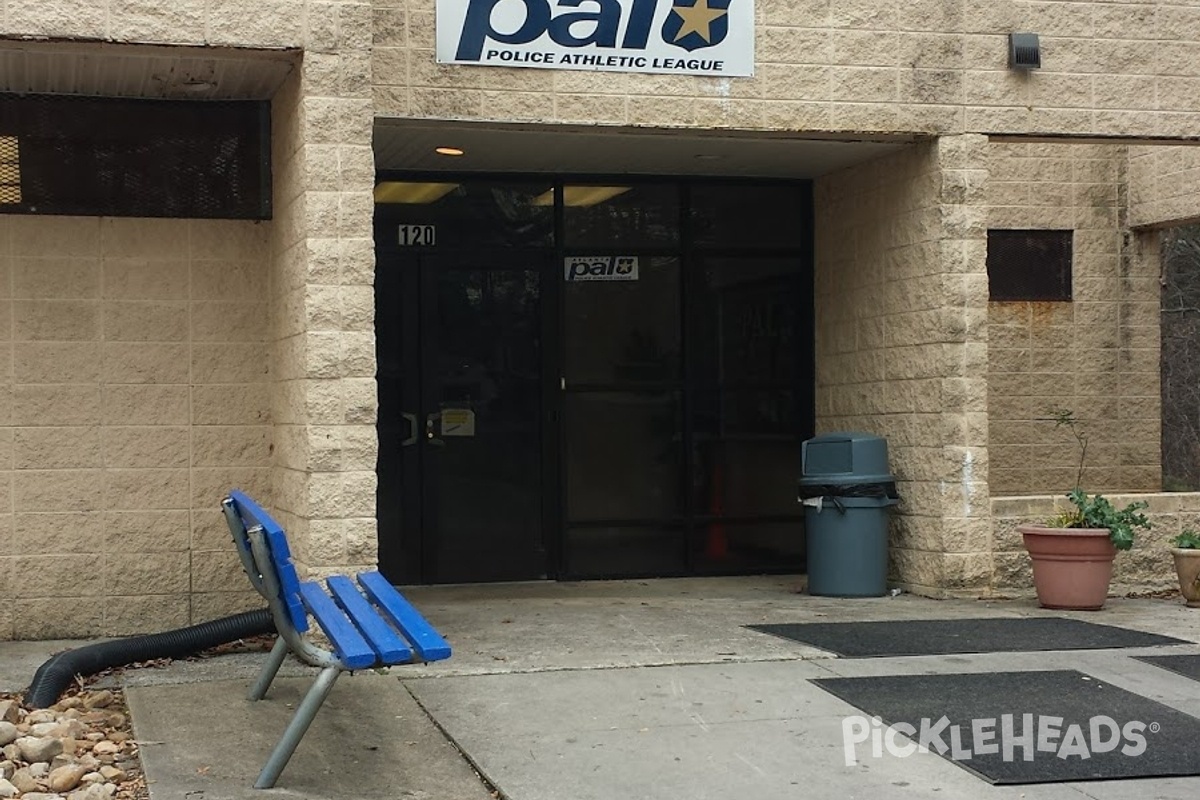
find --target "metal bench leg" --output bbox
[248,636,289,701]
[255,666,341,789]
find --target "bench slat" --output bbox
[298,582,377,670]
[229,490,309,634]
[326,576,414,664]
[357,572,452,662]
[265,526,308,634]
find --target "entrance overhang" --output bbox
[374,118,913,178]
[0,39,295,100]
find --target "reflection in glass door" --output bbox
[559,182,813,579]
[563,255,684,576]
[376,250,548,584]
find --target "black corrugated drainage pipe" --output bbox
[24,608,275,708]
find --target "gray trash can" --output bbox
[798,432,899,597]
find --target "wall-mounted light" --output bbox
[435,146,465,156]
[1009,33,1041,70]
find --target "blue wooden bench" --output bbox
[221,489,452,789]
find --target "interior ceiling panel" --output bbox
[375,119,914,179]
[0,41,295,100]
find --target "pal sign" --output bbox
[565,256,639,281]
[436,0,754,77]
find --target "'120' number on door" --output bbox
[398,225,436,246]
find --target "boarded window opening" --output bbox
[986,229,1073,301]
[0,93,270,219]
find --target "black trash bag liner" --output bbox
[796,481,899,501]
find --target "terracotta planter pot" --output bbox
[1018,525,1117,611]
[1171,548,1200,607]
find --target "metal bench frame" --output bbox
[222,489,452,789]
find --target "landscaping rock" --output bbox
[17,736,63,764]
[0,724,17,748]
[96,766,124,783]
[82,693,113,711]
[0,690,141,800]
[0,703,20,725]
[68,785,109,800]
[49,763,89,793]
[90,742,118,757]
[9,767,39,793]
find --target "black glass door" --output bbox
[375,177,813,584]
[377,251,548,584]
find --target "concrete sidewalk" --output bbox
[6,577,1200,799]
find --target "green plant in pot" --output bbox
[1017,408,1152,610]
[1169,528,1200,608]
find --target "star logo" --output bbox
[661,0,732,52]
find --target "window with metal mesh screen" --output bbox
[0,136,19,205]
[987,229,1073,301]
[0,94,270,219]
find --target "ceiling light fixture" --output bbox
[533,186,632,207]
[374,181,459,204]
[435,146,465,156]
[179,78,218,93]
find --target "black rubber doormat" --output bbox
[1135,654,1200,683]
[749,617,1184,657]
[813,670,1200,784]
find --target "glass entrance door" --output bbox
[376,251,549,584]
[374,177,813,584]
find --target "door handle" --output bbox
[425,412,445,447]
[401,413,418,447]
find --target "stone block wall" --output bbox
[814,134,991,597]
[0,1,380,638]
[986,142,1161,497]
[1129,145,1200,228]
[375,0,1200,140]
[0,215,272,639]
[268,52,380,585]
[991,492,1200,594]
[1,1,308,49]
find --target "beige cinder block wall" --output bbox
[377,0,1200,140]
[0,216,272,640]
[0,2,380,639]
[986,142,1161,498]
[267,56,380,586]
[1129,145,1200,228]
[814,135,991,597]
[991,492,1197,594]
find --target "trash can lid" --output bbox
[801,431,891,480]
